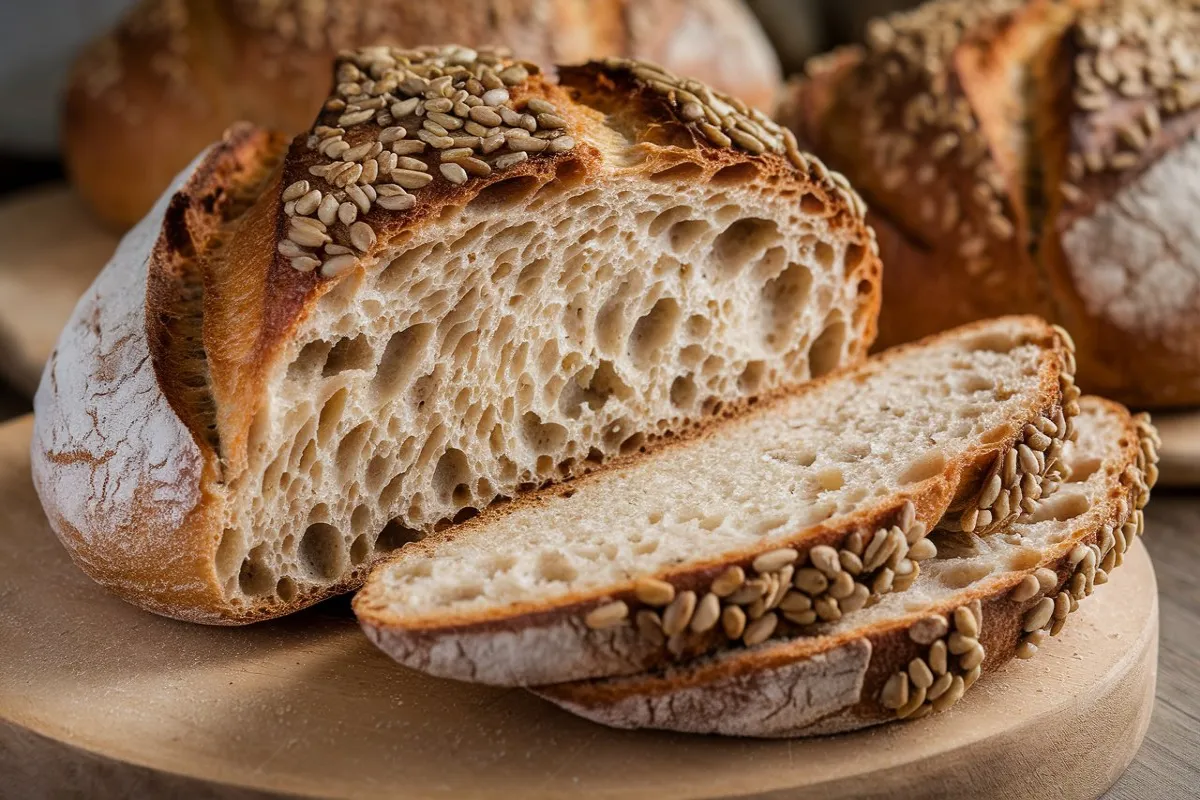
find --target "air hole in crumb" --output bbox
[298,523,346,580]
[670,374,698,408]
[350,534,371,566]
[801,194,827,214]
[1026,490,1089,522]
[963,330,1020,354]
[809,316,847,378]
[739,361,767,393]
[288,340,333,381]
[814,242,836,269]
[1067,457,1101,482]
[846,243,868,270]
[336,422,371,478]
[317,389,348,446]
[713,218,779,278]
[238,545,275,596]
[376,519,421,552]
[275,577,297,603]
[761,262,813,351]
[375,323,434,399]
[433,448,472,504]
[216,527,246,582]
[649,162,705,183]
[899,450,947,485]
[620,431,646,454]
[938,562,994,589]
[668,220,710,253]
[815,467,845,491]
[323,334,373,377]
[471,175,541,209]
[351,505,372,536]
[711,162,760,185]
[629,297,681,368]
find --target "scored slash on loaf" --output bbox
[534,398,1160,736]
[354,317,1078,686]
[32,46,879,624]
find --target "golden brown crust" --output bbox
[783,0,1200,407]
[535,397,1158,736]
[354,317,1075,685]
[63,0,780,229]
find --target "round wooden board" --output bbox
[0,415,1157,800]
[0,185,119,394]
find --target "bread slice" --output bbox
[355,317,1078,685]
[534,397,1158,736]
[31,46,880,624]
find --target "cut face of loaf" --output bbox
[355,317,1078,686]
[31,47,880,624]
[535,398,1159,737]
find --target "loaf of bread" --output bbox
[64,0,781,229]
[33,46,878,624]
[780,0,1200,407]
[535,397,1159,736]
[356,317,1078,686]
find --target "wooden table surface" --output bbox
[1103,492,1200,799]
[0,375,1194,798]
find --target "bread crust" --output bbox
[63,0,781,229]
[534,397,1156,736]
[781,0,1200,407]
[34,54,879,625]
[355,317,1076,685]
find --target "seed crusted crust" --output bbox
[355,317,1075,686]
[533,397,1157,737]
[781,0,1200,407]
[33,49,875,625]
[62,0,781,229]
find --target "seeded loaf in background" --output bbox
[780,0,1200,407]
[355,317,1079,686]
[536,397,1159,736]
[33,46,880,625]
[63,0,781,229]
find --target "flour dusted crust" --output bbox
[781,0,1200,407]
[356,317,1078,686]
[63,0,780,228]
[535,398,1159,736]
[34,50,879,624]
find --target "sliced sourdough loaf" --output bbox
[355,317,1078,686]
[32,47,881,624]
[535,397,1159,736]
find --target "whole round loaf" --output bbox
[63,0,781,229]
[779,0,1200,408]
[34,46,879,624]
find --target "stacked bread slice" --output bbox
[533,398,1159,736]
[355,316,1082,685]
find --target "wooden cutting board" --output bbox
[0,185,118,394]
[0,414,1157,799]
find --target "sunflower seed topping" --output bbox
[282,44,577,275]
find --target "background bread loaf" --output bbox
[780,0,1200,408]
[35,46,878,624]
[63,0,781,229]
